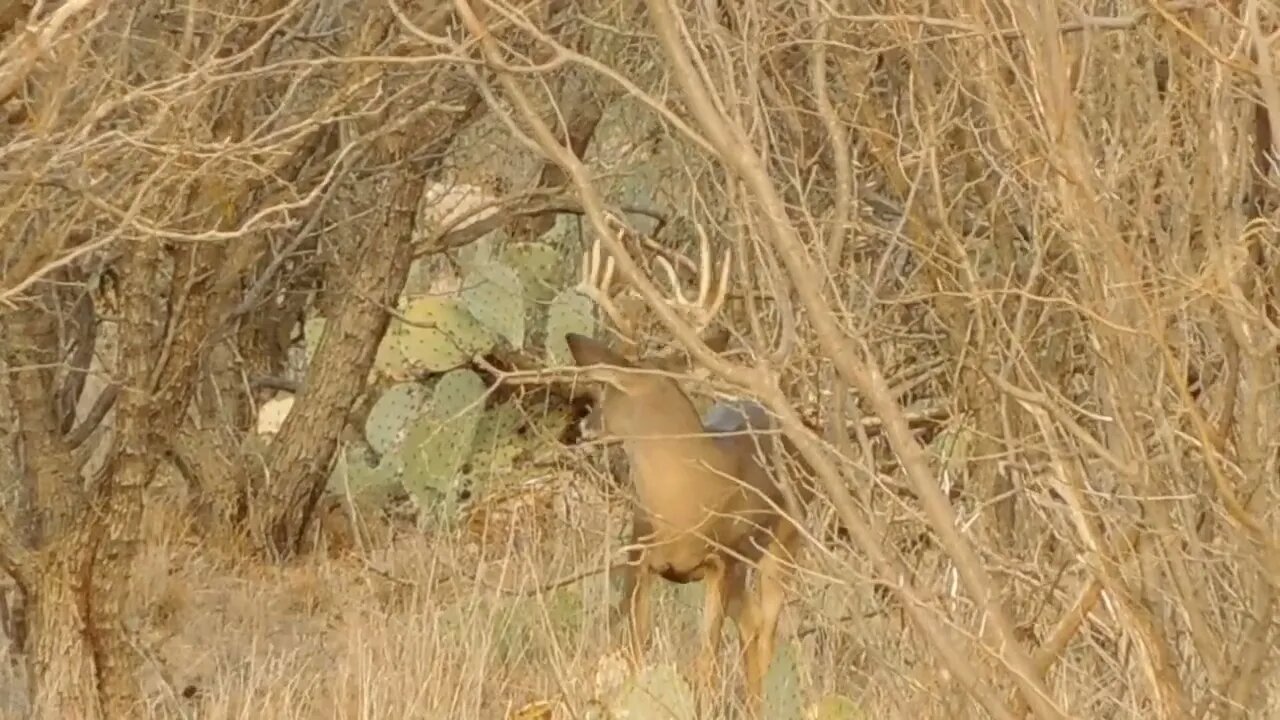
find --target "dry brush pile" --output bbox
[1,1,1277,719]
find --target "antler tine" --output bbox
[653,255,692,306]
[652,224,732,333]
[579,232,615,292]
[576,233,638,344]
[694,223,731,325]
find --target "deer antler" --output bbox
[575,216,732,355]
[652,223,731,335]
[574,217,639,348]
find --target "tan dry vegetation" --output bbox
[2,0,1279,719]
[0,462,933,720]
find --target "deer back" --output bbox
[701,399,812,555]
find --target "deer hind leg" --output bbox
[741,520,803,717]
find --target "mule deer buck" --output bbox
[566,229,812,716]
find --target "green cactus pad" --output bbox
[607,663,696,720]
[468,403,526,472]
[400,369,487,512]
[501,241,562,305]
[763,639,804,720]
[365,382,428,456]
[328,442,403,498]
[545,288,596,366]
[398,296,495,372]
[461,259,526,349]
[403,257,435,297]
[455,235,496,271]
[328,441,375,480]
[303,317,327,364]
[429,368,487,423]
[374,316,411,378]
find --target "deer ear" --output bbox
[565,333,635,368]
[564,333,646,394]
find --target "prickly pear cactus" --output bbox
[460,258,526,349]
[327,441,402,499]
[763,639,804,720]
[455,234,496,270]
[657,583,704,640]
[467,403,526,471]
[809,694,864,720]
[374,316,411,379]
[303,317,327,364]
[502,239,568,350]
[311,312,411,382]
[398,296,494,372]
[365,382,429,456]
[545,288,595,366]
[399,368,486,517]
[501,241,562,306]
[605,663,696,720]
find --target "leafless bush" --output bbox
[456,1,1279,718]
[1,0,1276,718]
[2,0,492,715]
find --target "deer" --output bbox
[564,227,813,717]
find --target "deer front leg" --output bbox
[619,513,654,664]
[694,554,730,718]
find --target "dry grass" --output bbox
[0,474,941,720]
[3,2,1279,719]
[9,465,1272,720]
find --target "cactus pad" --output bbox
[374,316,411,379]
[545,288,596,366]
[400,369,487,514]
[501,241,562,305]
[763,639,804,720]
[398,296,495,372]
[365,382,428,456]
[461,258,526,349]
[606,663,696,720]
[468,403,526,471]
[328,441,403,499]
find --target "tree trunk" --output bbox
[82,458,151,717]
[26,533,99,720]
[255,169,423,557]
[24,492,147,720]
[2,228,166,718]
[2,291,102,717]
[255,61,485,558]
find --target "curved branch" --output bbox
[64,383,117,450]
